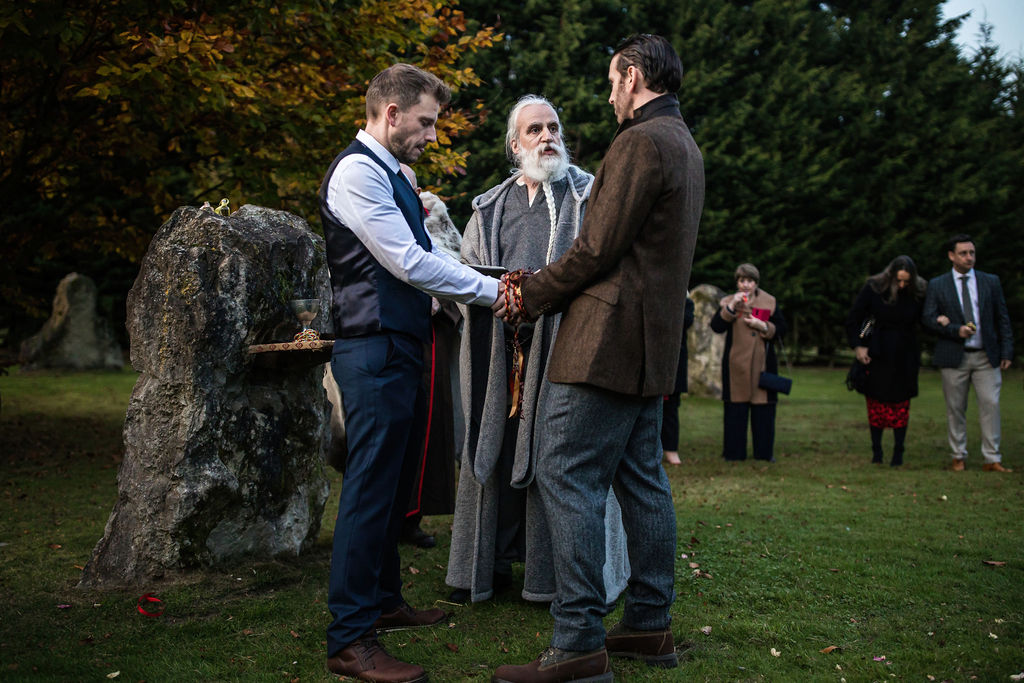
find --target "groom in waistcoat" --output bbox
[318,63,504,683]
[922,233,1013,473]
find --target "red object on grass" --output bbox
[137,593,165,617]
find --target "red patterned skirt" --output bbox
[866,397,910,429]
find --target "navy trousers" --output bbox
[326,333,426,656]
[722,401,777,461]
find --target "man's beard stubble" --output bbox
[520,143,570,184]
[389,129,425,165]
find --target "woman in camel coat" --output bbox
[710,263,788,461]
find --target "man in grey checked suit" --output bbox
[922,234,1013,472]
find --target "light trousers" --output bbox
[940,351,1002,463]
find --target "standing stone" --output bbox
[687,283,727,399]
[18,272,124,370]
[80,205,332,587]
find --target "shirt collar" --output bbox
[952,267,975,281]
[356,129,400,173]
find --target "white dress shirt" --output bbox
[953,267,982,349]
[325,129,498,306]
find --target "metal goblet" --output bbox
[290,298,321,341]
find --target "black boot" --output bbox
[891,426,906,467]
[870,426,884,464]
[399,516,436,548]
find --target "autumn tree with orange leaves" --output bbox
[0,0,498,345]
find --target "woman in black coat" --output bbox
[845,255,927,466]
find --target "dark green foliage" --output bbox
[445,0,1023,358]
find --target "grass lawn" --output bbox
[1,366,1022,681]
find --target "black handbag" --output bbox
[759,371,793,395]
[759,338,793,394]
[845,360,869,393]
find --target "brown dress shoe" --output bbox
[951,458,966,471]
[982,462,1013,472]
[605,622,678,668]
[374,602,445,632]
[491,647,612,683]
[327,633,427,682]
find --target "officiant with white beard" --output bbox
[446,95,630,605]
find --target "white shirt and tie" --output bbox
[952,267,982,350]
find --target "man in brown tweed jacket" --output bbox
[492,34,704,682]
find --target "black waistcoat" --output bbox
[318,139,433,342]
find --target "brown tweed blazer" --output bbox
[521,94,704,397]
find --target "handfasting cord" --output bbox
[501,269,532,418]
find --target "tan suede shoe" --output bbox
[491,647,611,683]
[605,622,678,668]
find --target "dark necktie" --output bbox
[960,275,975,325]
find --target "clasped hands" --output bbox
[490,270,533,325]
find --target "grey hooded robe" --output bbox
[446,166,630,603]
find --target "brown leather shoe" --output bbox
[605,622,678,668]
[982,462,1013,472]
[491,647,612,683]
[951,458,965,471]
[374,602,445,633]
[327,633,427,682]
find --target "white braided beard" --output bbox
[519,143,569,264]
[541,180,559,264]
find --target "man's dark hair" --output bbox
[612,34,682,94]
[947,233,974,252]
[365,63,451,119]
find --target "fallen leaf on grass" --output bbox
[290,630,299,638]
[988,632,998,639]
[408,566,421,574]
[49,544,62,550]
[445,643,458,652]
[243,629,254,636]
[1008,672,1024,681]
[57,604,71,609]
[770,648,781,657]
[106,673,120,679]
[873,655,887,662]
[699,626,712,636]
[982,560,1006,566]
[688,562,700,569]
[820,645,839,653]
